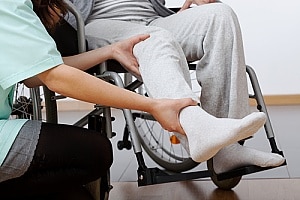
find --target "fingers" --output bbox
[122,53,141,75]
[179,0,215,11]
[178,98,198,129]
[131,34,150,45]
[181,98,198,108]
[121,62,141,77]
[174,98,198,134]
[128,65,141,77]
[175,125,186,135]
[152,98,197,135]
[138,34,150,41]
[179,0,192,12]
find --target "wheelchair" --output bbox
[12,2,286,199]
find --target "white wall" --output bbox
[166,0,300,95]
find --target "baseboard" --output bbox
[249,94,300,106]
[52,94,300,112]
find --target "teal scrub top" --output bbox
[0,0,63,165]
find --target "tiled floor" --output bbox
[58,105,300,183]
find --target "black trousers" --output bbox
[0,123,113,199]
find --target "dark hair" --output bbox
[32,0,68,29]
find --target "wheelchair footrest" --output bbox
[137,162,287,186]
[216,161,287,181]
[137,167,211,186]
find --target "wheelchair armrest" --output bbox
[64,0,86,53]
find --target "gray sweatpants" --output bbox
[85,3,250,119]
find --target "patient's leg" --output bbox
[134,11,283,166]
[133,30,267,162]
[85,16,284,167]
[147,4,285,166]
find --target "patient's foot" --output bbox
[213,143,285,174]
[179,106,267,163]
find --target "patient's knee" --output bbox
[207,3,238,22]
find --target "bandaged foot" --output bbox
[179,106,267,163]
[213,143,285,174]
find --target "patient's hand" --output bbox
[179,0,216,12]
[110,34,150,78]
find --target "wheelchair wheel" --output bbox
[134,112,199,172]
[11,83,57,123]
[207,158,242,190]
